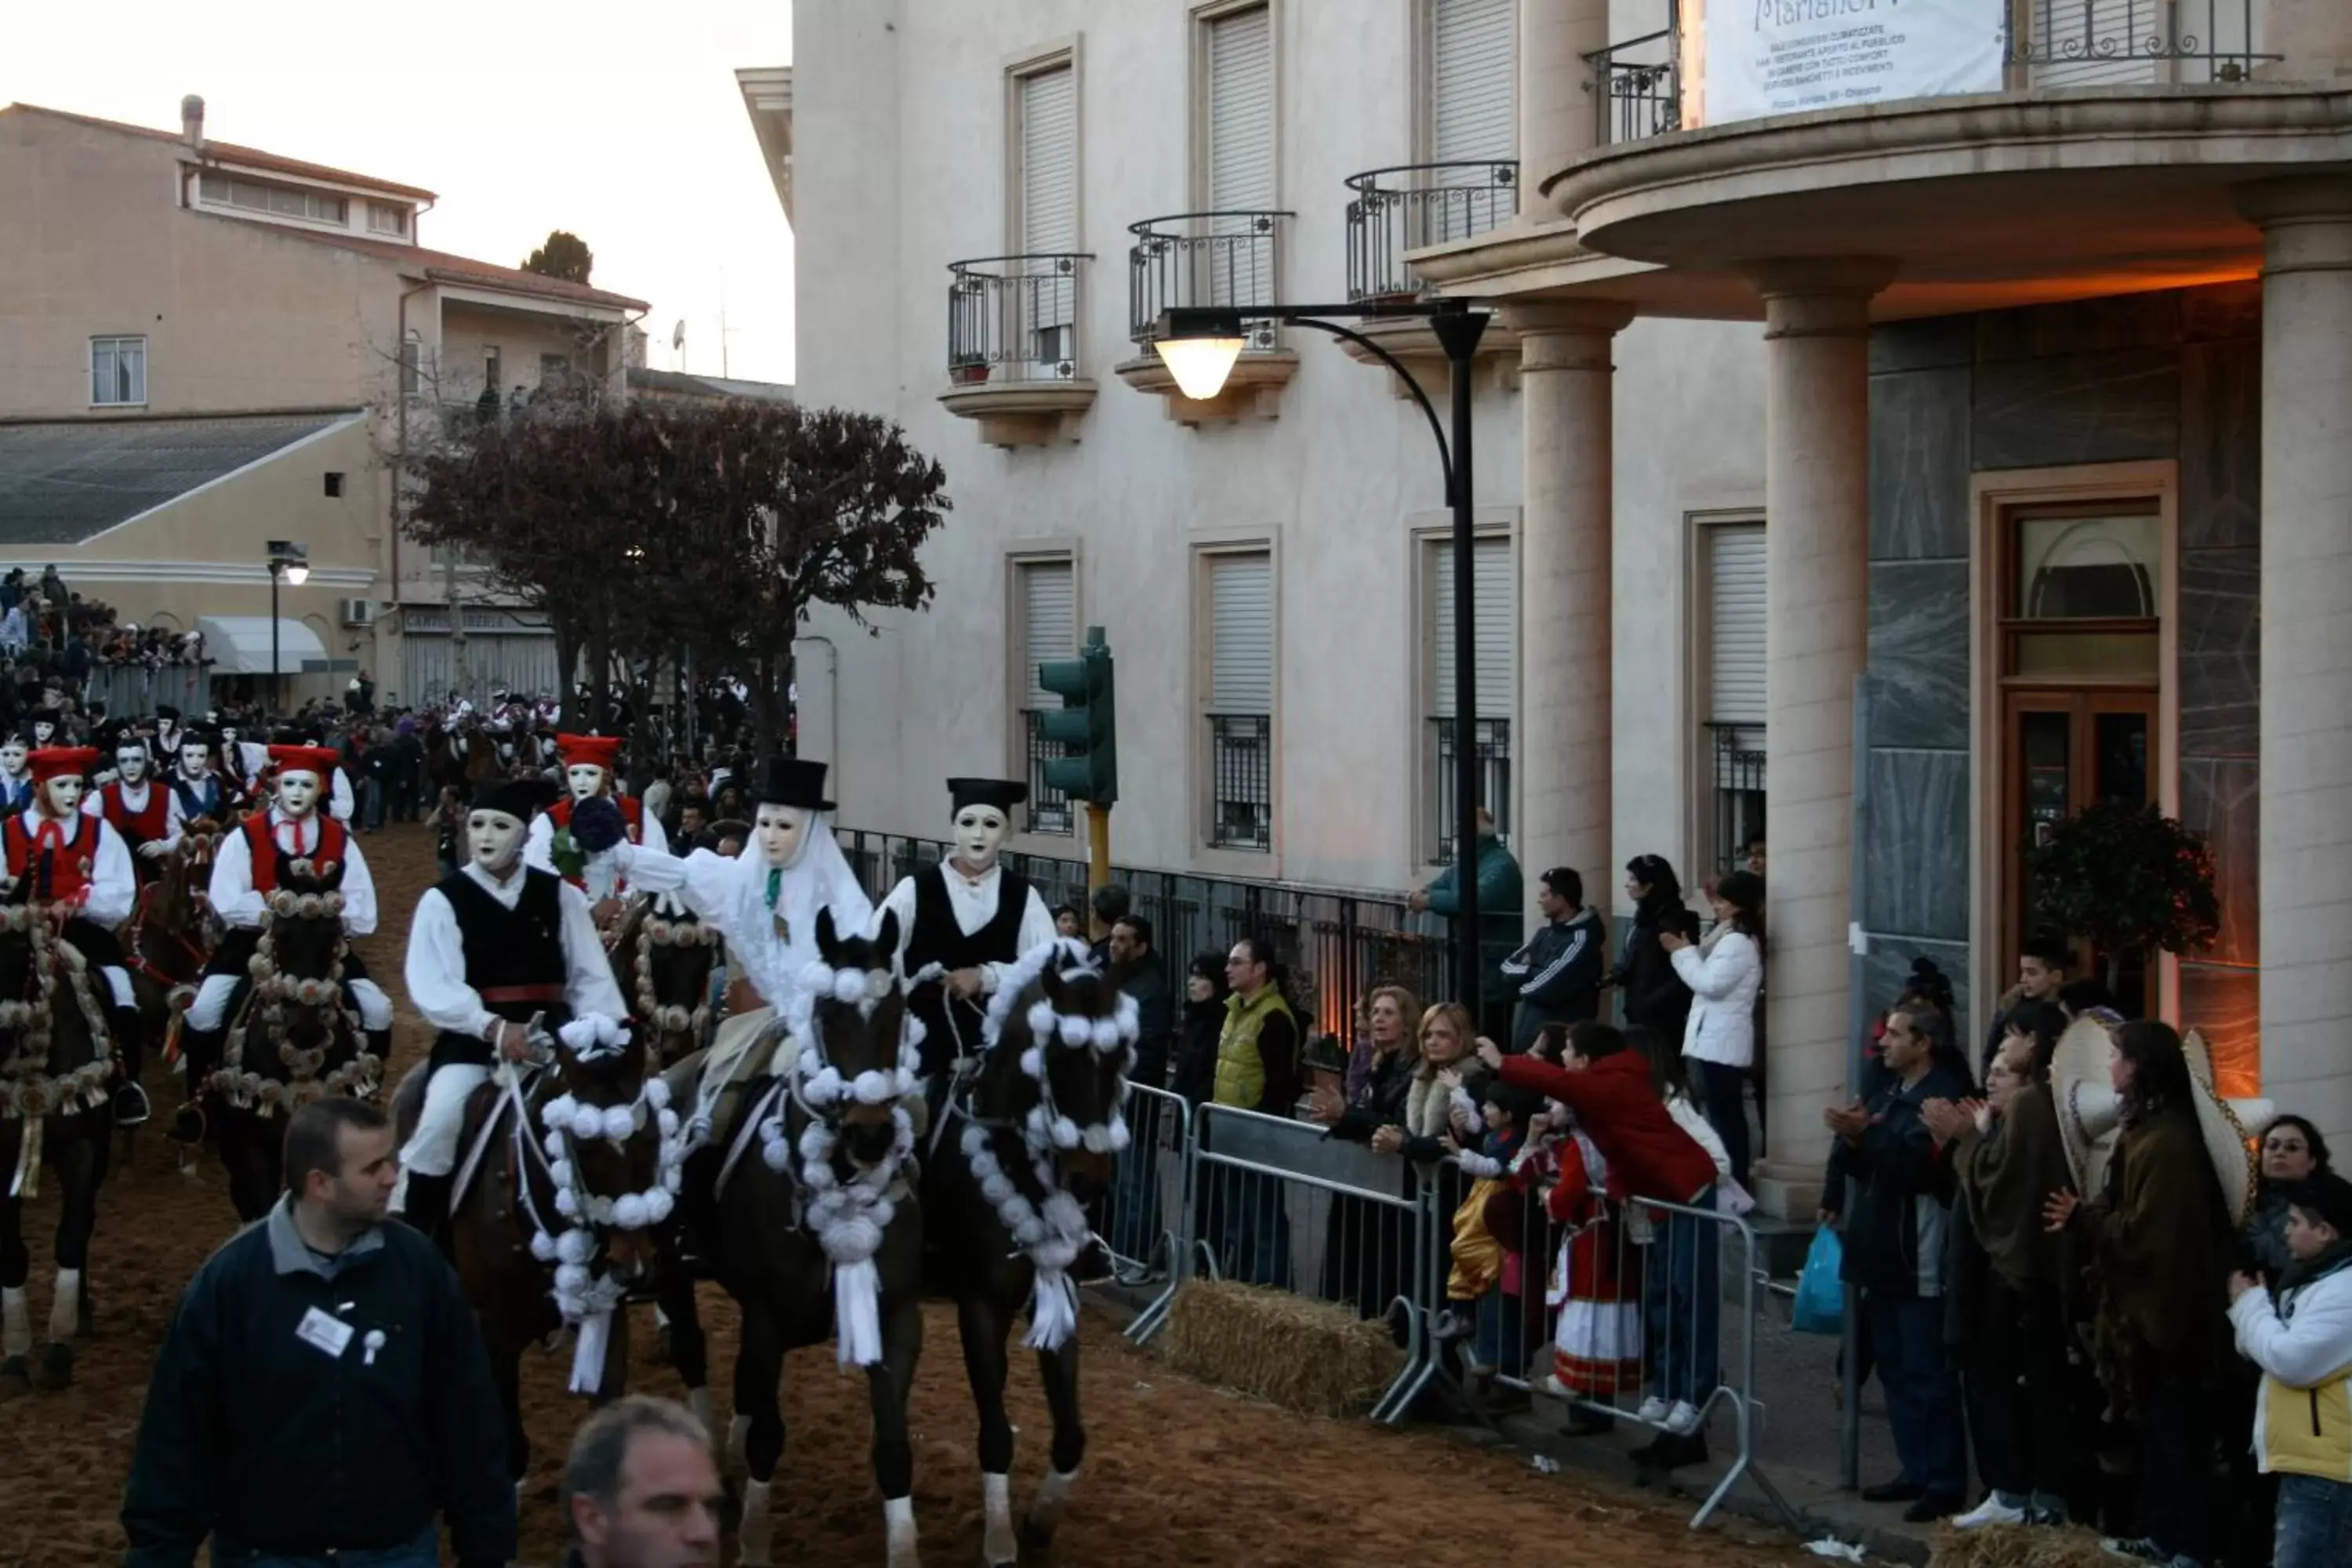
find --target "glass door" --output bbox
[2002,690,2158,1016]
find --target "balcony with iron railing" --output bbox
[938,254,1097,447]
[1334,162,1525,394]
[1119,212,1298,422]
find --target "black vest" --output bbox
[428,866,575,1069]
[902,863,1032,1073]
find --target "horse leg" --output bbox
[488,1330,531,1487]
[1022,1334,1086,1551]
[866,1292,924,1568]
[50,1128,100,1342]
[0,1172,29,1400]
[956,1292,1019,1567]
[659,1273,722,1471]
[732,1307,786,1568]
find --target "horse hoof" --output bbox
[1021,1515,1058,1553]
[32,1342,72,1392]
[0,1355,29,1401]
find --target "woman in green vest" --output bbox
[1206,937,1300,1285]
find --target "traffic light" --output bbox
[1038,625,1117,805]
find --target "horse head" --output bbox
[541,1023,675,1282]
[611,895,722,1069]
[230,862,375,1112]
[0,904,106,1109]
[988,939,1139,1203]
[794,906,912,1169]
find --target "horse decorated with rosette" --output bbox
[655,908,926,1567]
[126,825,217,1096]
[610,895,722,1070]
[207,866,382,1220]
[394,1014,685,1485]
[924,935,1138,1566]
[0,900,119,1398]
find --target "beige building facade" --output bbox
[0,99,648,708]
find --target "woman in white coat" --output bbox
[1661,869,1764,1187]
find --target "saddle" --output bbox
[450,1064,542,1218]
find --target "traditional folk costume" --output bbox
[1545,1125,1643,1400]
[164,726,238,826]
[169,746,391,1142]
[0,737,36,816]
[873,777,1055,1077]
[85,733,183,887]
[396,775,633,1237]
[4,746,147,1123]
[524,733,670,902]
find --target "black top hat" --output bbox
[947,777,1029,816]
[154,704,182,723]
[753,755,835,812]
[471,775,561,822]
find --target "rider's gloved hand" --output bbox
[570,796,626,854]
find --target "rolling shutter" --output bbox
[1208,552,1273,715]
[1021,559,1076,708]
[1431,0,1516,163]
[1206,5,1275,310]
[1018,66,1077,256]
[1708,524,1766,725]
[1432,537,1515,716]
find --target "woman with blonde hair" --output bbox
[1308,982,1424,1321]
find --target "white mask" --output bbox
[953,805,1009,869]
[468,809,527,872]
[276,770,321,817]
[566,762,608,802]
[0,744,24,776]
[116,744,149,784]
[180,742,209,778]
[754,803,810,869]
[41,775,82,815]
[31,720,54,744]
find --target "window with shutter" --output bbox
[1702,521,1768,873]
[1018,559,1076,834]
[2030,2,2168,89]
[1206,550,1273,851]
[1015,64,1080,368]
[1204,5,1275,313]
[1427,535,1514,858]
[1429,0,1516,164]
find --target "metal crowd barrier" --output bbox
[1086,1098,1798,1531]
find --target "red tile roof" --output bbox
[242,222,651,312]
[5,102,440,200]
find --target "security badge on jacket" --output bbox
[293,1305,388,1366]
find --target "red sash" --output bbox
[241,811,349,894]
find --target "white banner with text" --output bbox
[1702,0,2007,125]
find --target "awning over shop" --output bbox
[196,615,329,677]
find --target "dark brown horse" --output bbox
[655,909,924,1567]
[923,937,1135,1566]
[207,875,380,1221]
[126,828,215,1093]
[610,896,721,1070]
[399,1026,677,1484]
[0,902,117,1398]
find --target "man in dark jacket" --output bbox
[1105,913,1175,1277]
[1497,866,1602,1053]
[122,1097,516,1568]
[1820,1006,1973,1523]
[1409,808,1523,1040]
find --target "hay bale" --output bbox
[1157,1278,1405,1419]
[1929,1522,2121,1568]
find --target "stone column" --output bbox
[1741,259,1894,1212]
[1518,0,1610,221]
[2238,177,2352,1149]
[1504,301,1635,904]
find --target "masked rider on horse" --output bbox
[394,776,633,1240]
[168,746,393,1145]
[524,734,668,915]
[85,725,182,888]
[2,746,148,1126]
[164,724,240,825]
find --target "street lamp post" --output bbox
[1152,301,1491,1010]
[265,540,310,713]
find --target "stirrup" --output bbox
[113,1081,153,1128]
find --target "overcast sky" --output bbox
[5,0,797,384]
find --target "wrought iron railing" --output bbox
[1587,15,1680,148]
[1707,720,1766,877]
[1020,709,1075,837]
[1345,162,1518,302]
[832,829,1460,1042]
[2011,0,2274,85]
[1431,717,1512,863]
[946,253,1092,386]
[1208,712,1272,852]
[1127,212,1292,350]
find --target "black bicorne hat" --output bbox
[470,775,561,822]
[753,755,835,812]
[946,776,1029,815]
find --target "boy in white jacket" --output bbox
[2227,1171,2352,1568]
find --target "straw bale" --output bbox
[1158,1278,1405,1419]
[1928,1523,2121,1568]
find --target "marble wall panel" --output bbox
[1871,316,1974,375]
[1867,561,1970,751]
[1973,347,2180,470]
[1975,290,2184,363]
[2180,547,2259,758]
[2179,281,2263,345]
[1862,936,1975,1055]
[2180,754,2260,967]
[1862,747,1970,944]
[2180,963,2261,1098]
[2180,339,2262,550]
[1870,367,1972,561]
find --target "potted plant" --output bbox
[2024,800,2220,993]
[949,354,990,387]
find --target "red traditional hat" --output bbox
[27,746,99,784]
[266,744,343,779]
[557,733,622,771]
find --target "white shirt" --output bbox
[404,861,629,1044]
[618,826,871,1011]
[873,860,1056,994]
[207,808,377,935]
[13,807,136,927]
[82,776,185,852]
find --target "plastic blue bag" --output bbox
[1791,1225,1844,1335]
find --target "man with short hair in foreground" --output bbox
[121,1097,514,1568]
[562,1395,724,1568]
